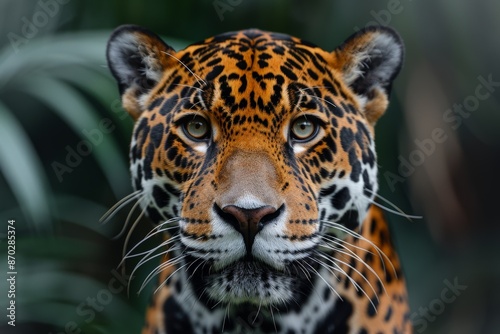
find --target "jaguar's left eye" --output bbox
[182,115,210,141]
[290,116,318,142]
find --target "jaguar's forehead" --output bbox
[190,29,321,56]
[150,28,360,138]
[173,29,333,85]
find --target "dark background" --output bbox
[1,1,499,333]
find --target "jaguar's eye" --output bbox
[183,115,210,141]
[290,116,318,142]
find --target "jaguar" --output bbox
[106,24,412,333]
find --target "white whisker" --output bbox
[121,217,181,265]
[221,302,230,333]
[364,188,422,220]
[321,220,397,278]
[310,255,361,293]
[121,196,148,255]
[173,83,205,92]
[100,190,142,224]
[319,235,387,297]
[186,257,206,283]
[302,260,343,301]
[253,299,263,325]
[113,197,146,241]
[269,303,278,334]
[123,235,180,262]
[312,255,378,313]
[315,251,380,307]
[162,51,207,86]
[146,217,181,237]
[139,253,186,294]
[321,233,377,256]
[150,258,190,294]
[295,259,313,280]
[188,99,205,111]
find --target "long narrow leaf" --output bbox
[20,76,129,197]
[0,101,51,231]
[50,66,133,130]
[0,32,188,90]
[54,194,124,237]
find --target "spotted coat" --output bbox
[107,25,412,334]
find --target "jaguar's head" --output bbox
[107,26,403,307]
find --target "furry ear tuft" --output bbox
[106,25,175,118]
[335,26,404,96]
[333,26,404,124]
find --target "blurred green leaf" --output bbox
[0,33,110,89]
[21,75,129,197]
[0,101,51,231]
[54,194,124,237]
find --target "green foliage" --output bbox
[0,24,188,332]
[1,0,499,333]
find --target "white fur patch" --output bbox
[232,193,267,210]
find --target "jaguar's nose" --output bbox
[216,204,283,254]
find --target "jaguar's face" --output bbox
[107,27,403,306]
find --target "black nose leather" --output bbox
[221,205,278,254]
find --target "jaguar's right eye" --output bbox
[290,116,320,143]
[181,115,211,141]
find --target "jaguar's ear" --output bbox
[333,26,404,124]
[107,25,175,119]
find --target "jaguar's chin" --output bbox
[203,258,315,306]
[206,260,293,305]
